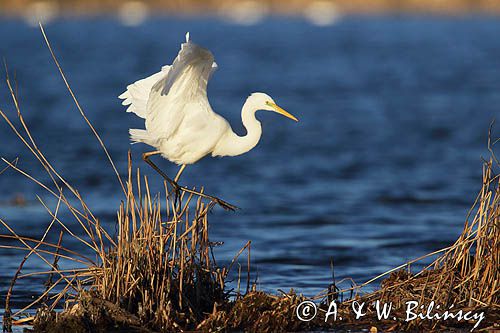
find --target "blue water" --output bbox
[0,15,499,311]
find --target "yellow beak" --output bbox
[268,102,299,122]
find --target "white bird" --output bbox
[119,33,298,209]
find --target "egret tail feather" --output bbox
[129,129,156,146]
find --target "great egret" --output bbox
[119,33,298,210]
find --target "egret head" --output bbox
[248,92,298,122]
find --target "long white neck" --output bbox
[213,99,262,157]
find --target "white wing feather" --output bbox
[145,38,219,141]
[121,34,227,164]
[118,65,170,119]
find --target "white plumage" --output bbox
[119,65,170,119]
[119,32,297,174]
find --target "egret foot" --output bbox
[174,184,238,211]
[141,151,238,211]
[215,198,238,211]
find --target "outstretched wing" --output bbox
[145,33,219,140]
[118,65,171,119]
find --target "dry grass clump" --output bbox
[93,158,228,331]
[198,291,311,332]
[367,156,500,331]
[23,157,229,332]
[306,146,500,332]
[32,291,144,332]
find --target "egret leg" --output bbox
[174,164,187,183]
[141,151,238,211]
[142,151,183,208]
[173,164,186,210]
[142,151,178,190]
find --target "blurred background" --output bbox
[0,0,499,309]
[3,0,500,26]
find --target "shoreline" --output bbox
[2,1,500,17]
